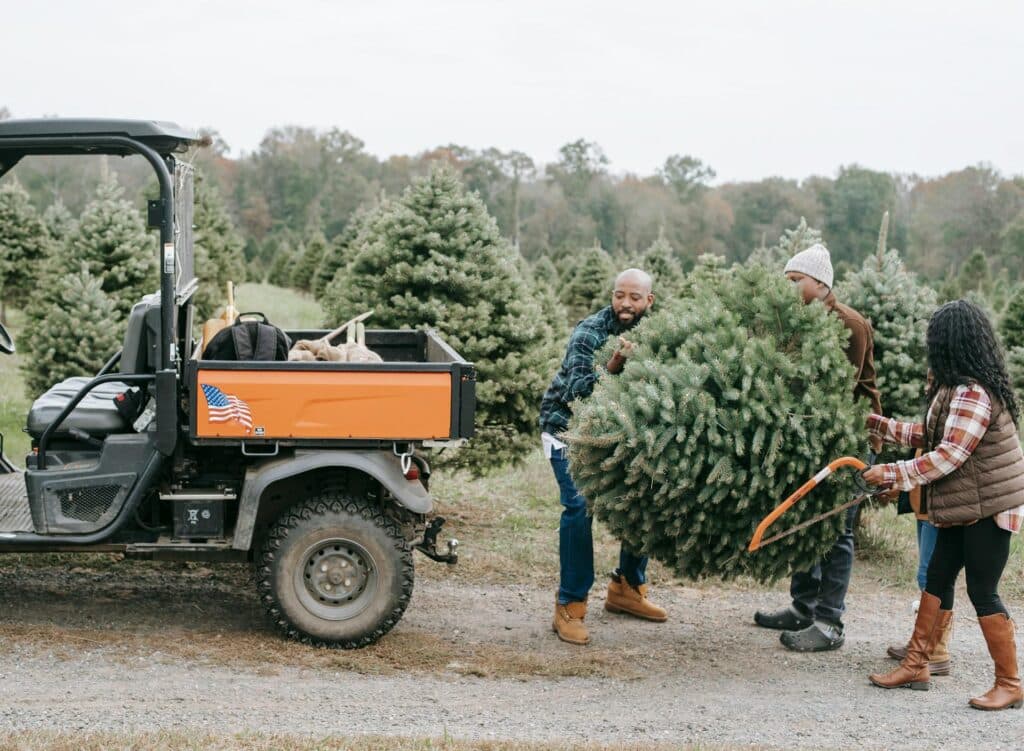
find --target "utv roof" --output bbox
[0,118,200,155]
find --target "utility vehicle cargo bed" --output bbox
[187,329,475,444]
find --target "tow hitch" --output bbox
[415,516,459,565]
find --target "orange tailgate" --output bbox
[195,369,453,439]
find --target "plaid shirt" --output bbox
[868,383,1023,533]
[540,306,625,436]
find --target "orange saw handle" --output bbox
[747,457,868,552]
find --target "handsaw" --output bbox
[747,457,886,552]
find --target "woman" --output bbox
[863,299,1023,710]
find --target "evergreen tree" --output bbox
[837,213,936,420]
[267,240,297,288]
[323,166,559,472]
[68,178,155,316]
[638,229,685,299]
[676,253,732,298]
[561,242,616,324]
[292,230,328,292]
[747,217,823,270]
[42,199,76,245]
[531,255,560,290]
[313,208,373,300]
[520,254,569,337]
[957,249,991,296]
[1000,284,1024,351]
[20,266,122,397]
[0,178,53,313]
[566,264,868,582]
[1007,345,1024,418]
[193,172,247,317]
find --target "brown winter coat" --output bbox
[823,292,882,415]
[926,385,1024,526]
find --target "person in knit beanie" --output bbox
[784,243,834,297]
[754,242,883,652]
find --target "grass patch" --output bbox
[0,308,30,466]
[233,282,324,329]
[0,732,728,751]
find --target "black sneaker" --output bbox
[780,622,845,652]
[754,606,812,631]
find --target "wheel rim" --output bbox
[294,537,378,621]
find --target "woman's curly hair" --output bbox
[926,299,1019,424]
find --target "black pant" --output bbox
[924,516,1012,618]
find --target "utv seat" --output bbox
[25,293,160,439]
[26,378,132,438]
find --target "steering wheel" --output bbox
[0,320,15,355]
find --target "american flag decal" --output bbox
[201,384,253,431]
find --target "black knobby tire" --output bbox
[256,494,414,648]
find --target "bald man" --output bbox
[540,268,668,646]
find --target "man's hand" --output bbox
[606,337,637,375]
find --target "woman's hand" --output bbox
[861,464,890,487]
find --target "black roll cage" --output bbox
[0,121,202,464]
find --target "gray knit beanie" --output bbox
[783,243,833,288]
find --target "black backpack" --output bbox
[203,312,291,361]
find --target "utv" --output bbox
[0,119,473,647]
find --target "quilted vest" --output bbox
[926,385,1024,525]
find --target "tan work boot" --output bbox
[887,611,953,676]
[553,599,590,645]
[604,572,667,622]
[870,592,951,691]
[969,614,1024,711]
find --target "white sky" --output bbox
[3,0,1022,182]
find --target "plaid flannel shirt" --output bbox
[540,306,624,437]
[868,383,1023,533]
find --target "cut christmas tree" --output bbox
[565,263,869,582]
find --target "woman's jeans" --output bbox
[916,519,939,591]
[550,447,647,605]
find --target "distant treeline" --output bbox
[3,109,1023,287]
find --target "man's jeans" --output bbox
[550,447,647,604]
[790,504,857,628]
[789,451,875,629]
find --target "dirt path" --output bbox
[0,561,1020,749]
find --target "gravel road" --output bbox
[0,560,1021,748]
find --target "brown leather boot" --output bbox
[969,614,1023,711]
[604,572,667,622]
[870,592,951,691]
[553,599,590,645]
[887,611,953,676]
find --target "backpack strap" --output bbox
[253,323,279,361]
[231,323,257,360]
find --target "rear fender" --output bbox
[232,449,430,551]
